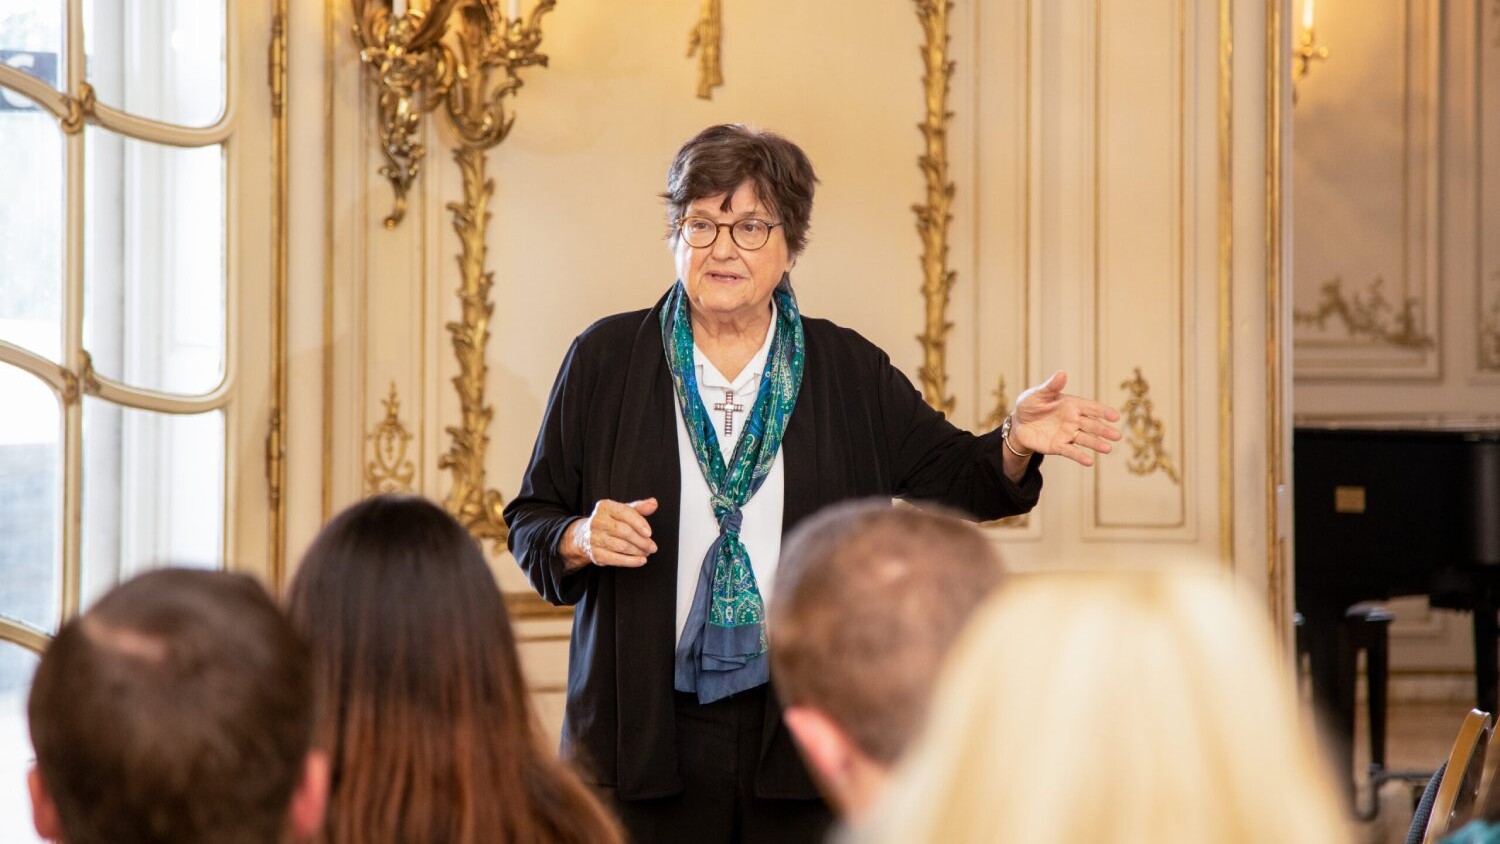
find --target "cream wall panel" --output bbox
[968,0,1042,541]
[1294,0,1500,421]
[999,0,1222,569]
[1087,0,1192,535]
[1291,0,1441,378]
[283,0,331,572]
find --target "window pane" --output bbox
[0,114,62,362]
[85,129,226,396]
[0,363,61,636]
[85,0,227,128]
[82,401,223,610]
[0,644,42,844]
[0,1,64,91]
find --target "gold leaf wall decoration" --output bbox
[913,0,956,416]
[366,381,416,495]
[1120,367,1181,484]
[440,147,509,547]
[1293,276,1435,349]
[687,0,724,99]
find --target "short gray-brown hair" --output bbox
[662,124,819,256]
[28,569,315,844]
[769,500,1005,764]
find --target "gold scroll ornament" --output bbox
[913,0,956,416]
[366,382,417,494]
[687,0,724,99]
[351,1,459,228]
[1120,368,1180,484]
[1293,276,1434,349]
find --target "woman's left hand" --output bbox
[1010,371,1123,467]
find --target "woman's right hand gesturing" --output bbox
[559,498,660,572]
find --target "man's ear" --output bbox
[286,749,330,842]
[28,766,62,841]
[783,706,856,802]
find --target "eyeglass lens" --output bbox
[681,217,774,250]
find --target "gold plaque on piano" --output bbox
[1334,485,1367,514]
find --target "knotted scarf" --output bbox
[663,276,805,703]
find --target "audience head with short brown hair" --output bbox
[768,499,1006,817]
[286,494,622,844]
[852,569,1353,844]
[27,568,327,844]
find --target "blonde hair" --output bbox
[850,569,1352,844]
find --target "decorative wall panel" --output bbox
[1291,0,1441,378]
[1085,0,1194,537]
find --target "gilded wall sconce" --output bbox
[1292,0,1329,100]
[687,0,724,99]
[351,0,458,227]
[350,0,556,547]
[350,0,554,226]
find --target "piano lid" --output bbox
[1295,413,1500,437]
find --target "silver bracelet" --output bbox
[1001,415,1034,458]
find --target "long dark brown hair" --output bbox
[287,495,621,844]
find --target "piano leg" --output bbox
[1474,590,1498,717]
[1306,607,1358,808]
[1367,620,1389,770]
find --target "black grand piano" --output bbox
[1295,417,1500,800]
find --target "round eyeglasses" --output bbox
[678,216,784,251]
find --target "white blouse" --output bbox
[672,322,786,646]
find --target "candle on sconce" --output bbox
[1303,0,1314,31]
[394,0,406,17]
[509,0,521,21]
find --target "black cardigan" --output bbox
[504,292,1043,801]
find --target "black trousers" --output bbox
[609,686,834,844]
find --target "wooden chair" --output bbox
[1471,719,1500,823]
[1420,709,1493,844]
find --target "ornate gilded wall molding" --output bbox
[432,1,556,549]
[351,1,458,228]
[366,382,417,494]
[270,0,290,589]
[440,146,509,547]
[1120,368,1180,484]
[347,1,555,547]
[351,0,555,227]
[913,0,956,416]
[1293,276,1435,349]
[687,0,724,99]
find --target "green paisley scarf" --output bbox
[663,275,805,703]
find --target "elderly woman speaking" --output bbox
[505,124,1121,844]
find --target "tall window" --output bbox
[0,2,234,838]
